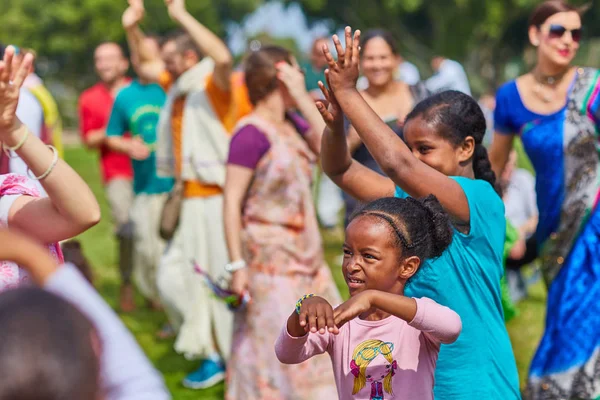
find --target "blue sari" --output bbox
[495,68,600,399]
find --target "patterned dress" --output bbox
[495,68,600,399]
[0,174,64,288]
[225,114,341,400]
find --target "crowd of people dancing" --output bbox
[0,0,598,399]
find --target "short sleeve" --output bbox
[453,177,505,243]
[78,93,95,138]
[0,195,20,227]
[286,113,310,136]
[494,82,518,134]
[227,125,271,170]
[205,74,232,125]
[106,94,128,137]
[394,186,408,199]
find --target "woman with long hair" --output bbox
[489,1,600,397]
[223,45,340,399]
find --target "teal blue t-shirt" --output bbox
[300,61,326,93]
[396,177,520,399]
[106,81,174,195]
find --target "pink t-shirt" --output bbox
[275,297,461,400]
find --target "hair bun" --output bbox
[418,195,453,258]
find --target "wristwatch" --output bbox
[225,260,247,273]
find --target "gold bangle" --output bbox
[2,128,30,159]
[27,145,59,181]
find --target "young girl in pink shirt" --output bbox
[275,196,462,400]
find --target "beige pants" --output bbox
[105,178,134,284]
[157,195,233,361]
[130,193,168,302]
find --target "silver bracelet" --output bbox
[27,145,59,181]
[225,260,247,273]
[2,128,30,159]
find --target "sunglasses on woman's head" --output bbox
[547,24,583,43]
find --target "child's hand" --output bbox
[334,290,373,328]
[298,296,339,335]
[316,71,344,134]
[322,27,361,95]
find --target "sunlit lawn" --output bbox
[66,144,545,398]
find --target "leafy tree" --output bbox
[286,0,598,92]
[0,0,260,87]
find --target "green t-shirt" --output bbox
[301,61,326,93]
[107,81,174,195]
[501,221,520,322]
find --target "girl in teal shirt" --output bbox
[316,28,520,399]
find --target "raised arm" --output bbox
[1,48,100,244]
[489,132,514,179]
[317,74,395,202]
[166,0,233,91]
[276,62,325,154]
[324,28,471,223]
[122,0,165,83]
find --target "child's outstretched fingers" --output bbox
[322,43,336,71]
[351,29,361,66]
[332,34,345,67]
[316,100,333,126]
[343,26,353,66]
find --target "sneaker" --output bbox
[182,359,225,390]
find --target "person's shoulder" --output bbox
[452,177,502,204]
[79,83,103,102]
[232,123,266,143]
[496,80,518,99]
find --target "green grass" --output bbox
[66,145,546,397]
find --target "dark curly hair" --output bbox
[405,90,498,193]
[349,195,453,265]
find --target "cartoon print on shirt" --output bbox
[351,339,397,399]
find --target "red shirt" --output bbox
[78,82,133,183]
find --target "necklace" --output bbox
[531,67,571,103]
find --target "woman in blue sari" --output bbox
[490,1,599,398]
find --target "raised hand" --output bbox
[0,46,33,136]
[316,70,344,133]
[334,290,373,328]
[165,0,187,21]
[122,0,145,30]
[276,62,308,103]
[298,296,339,335]
[323,27,361,94]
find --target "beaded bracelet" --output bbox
[27,145,58,181]
[295,294,315,315]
